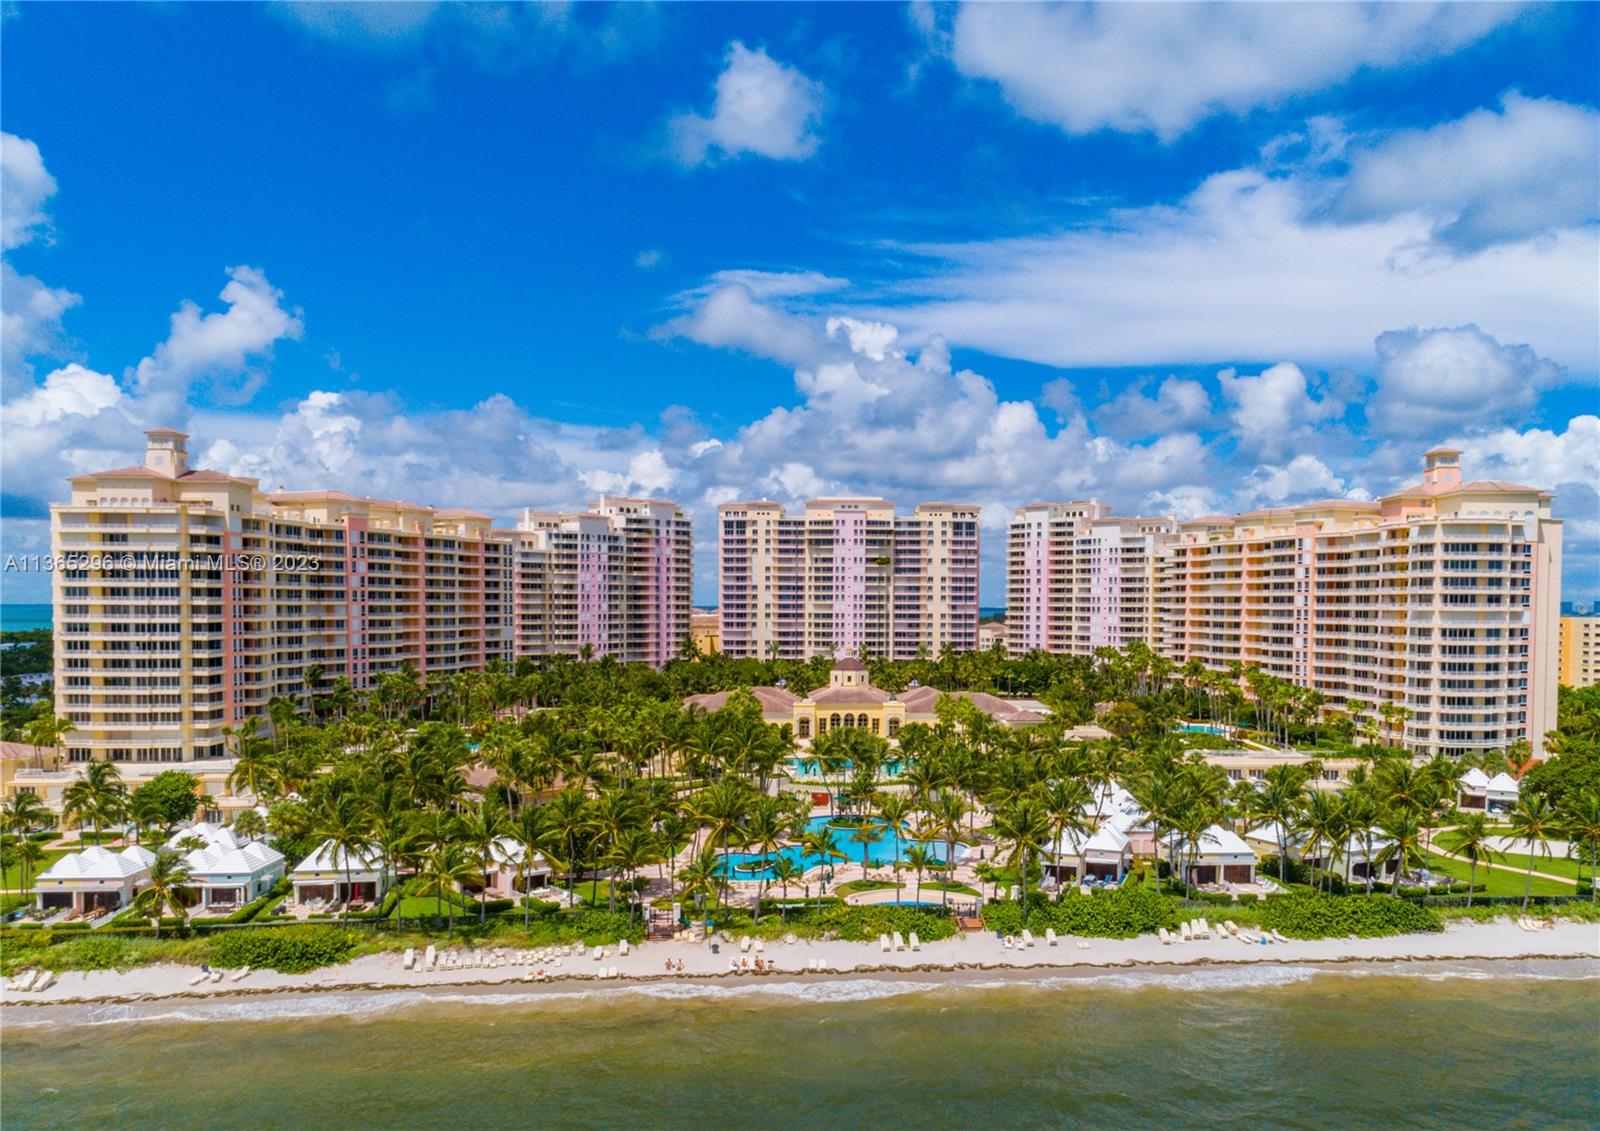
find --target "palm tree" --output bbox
[457,797,510,924]
[509,803,559,930]
[690,779,750,914]
[676,846,724,923]
[1375,809,1426,900]
[903,842,936,905]
[991,798,1052,906]
[1249,766,1309,883]
[310,792,372,919]
[21,714,74,771]
[741,797,790,922]
[135,849,192,940]
[926,791,969,909]
[1559,790,1600,903]
[62,760,127,843]
[1507,795,1558,913]
[799,824,846,892]
[1449,812,1502,908]
[769,855,804,917]
[415,840,477,935]
[3,834,45,894]
[231,808,267,843]
[1,791,48,838]
[604,827,661,926]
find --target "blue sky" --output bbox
[2,1,1597,605]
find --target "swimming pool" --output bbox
[720,815,963,880]
[1175,723,1229,736]
[788,757,907,777]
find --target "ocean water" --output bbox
[4,964,1596,1129]
[1,604,51,632]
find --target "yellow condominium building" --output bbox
[51,429,690,764]
[1156,448,1562,758]
[1560,616,1599,688]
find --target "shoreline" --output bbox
[4,920,1595,1022]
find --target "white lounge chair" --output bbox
[1021,929,1035,948]
[11,970,38,993]
[893,931,905,952]
[1075,940,1090,950]
[1196,919,1211,939]
[740,936,752,953]
[231,966,252,982]
[1045,928,1058,946]
[403,948,416,970]
[189,971,209,986]
[1224,920,1239,936]
[1003,935,1015,950]
[619,939,630,957]
[1271,930,1290,944]
[1159,928,1172,945]
[910,932,921,951]
[1179,921,1193,942]
[424,945,437,971]
[755,938,765,954]
[211,970,224,983]
[34,971,55,992]
[880,933,892,953]
[592,946,604,961]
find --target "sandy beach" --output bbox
[4,919,1595,1014]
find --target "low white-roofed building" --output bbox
[290,839,387,906]
[167,823,285,910]
[33,844,157,916]
[483,836,554,898]
[1163,825,1256,887]
[1045,824,1132,883]
[1458,767,1492,810]
[1485,772,1521,813]
[1243,823,1398,881]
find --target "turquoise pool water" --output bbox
[721,815,960,879]
[788,757,906,776]
[1175,723,1228,736]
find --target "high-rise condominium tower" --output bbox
[50,430,690,764]
[717,497,979,660]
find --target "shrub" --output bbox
[1261,895,1442,939]
[790,904,957,943]
[209,924,359,972]
[983,887,1177,939]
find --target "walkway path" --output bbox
[1428,844,1578,888]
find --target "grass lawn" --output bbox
[1433,831,1595,884]
[1,848,66,892]
[569,879,645,908]
[392,893,477,920]
[835,878,980,897]
[1421,852,1575,897]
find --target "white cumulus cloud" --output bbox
[669,43,826,166]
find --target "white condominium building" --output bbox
[718,497,980,660]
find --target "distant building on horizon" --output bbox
[1561,615,1599,688]
[717,497,979,661]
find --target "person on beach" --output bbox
[675,959,685,972]
[665,958,673,973]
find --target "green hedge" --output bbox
[981,887,1177,938]
[785,904,958,943]
[1260,895,1443,939]
[208,924,360,972]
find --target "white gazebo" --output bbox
[167,824,285,911]
[33,845,157,916]
[1164,826,1256,887]
[1458,768,1492,810]
[290,839,387,906]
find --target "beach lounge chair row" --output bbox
[6,969,56,993]
[1516,916,1552,932]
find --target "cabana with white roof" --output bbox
[33,845,156,916]
[1484,772,1520,814]
[290,839,387,906]
[482,836,554,898]
[167,824,285,911]
[1243,823,1397,880]
[1163,825,1256,887]
[1045,825,1132,884]
[1458,768,1491,810]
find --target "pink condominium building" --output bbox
[1006,502,1177,655]
[718,498,980,660]
[50,430,690,764]
[1008,448,1563,757]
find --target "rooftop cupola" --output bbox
[1421,447,1461,489]
[144,428,190,477]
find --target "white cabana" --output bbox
[290,839,387,906]
[482,836,553,898]
[1046,824,1132,883]
[1485,772,1520,813]
[1458,768,1491,810]
[1244,822,1398,879]
[1163,825,1257,887]
[169,824,285,910]
[33,845,156,916]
